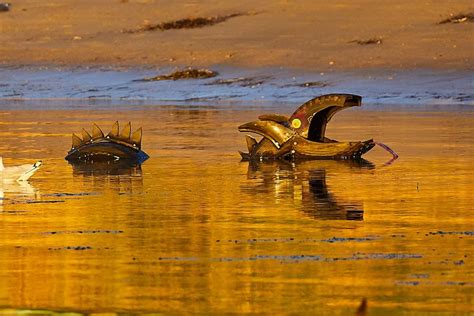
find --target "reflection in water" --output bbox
[70,161,143,177]
[70,161,144,195]
[245,159,374,220]
[0,106,473,314]
[0,181,40,211]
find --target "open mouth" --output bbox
[238,94,378,161]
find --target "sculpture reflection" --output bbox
[70,161,144,195]
[245,159,373,220]
[70,160,143,177]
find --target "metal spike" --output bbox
[107,121,119,138]
[72,133,82,148]
[245,135,257,152]
[81,128,92,142]
[131,127,142,148]
[120,122,131,139]
[92,123,104,139]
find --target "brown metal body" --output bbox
[238,94,375,161]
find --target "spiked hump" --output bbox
[65,122,149,164]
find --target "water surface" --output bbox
[0,103,473,314]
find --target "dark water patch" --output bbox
[87,95,112,99]
[216,237,296,244]
[395,281,420,286]
[454,94,474,102]
[136,68,218,82]
[329,253,423,261]
[48,246,93,251]
[3,92,23,97]
[215,236,379,244]
[42,192,98,197]
[42,230,124,235]
[408,274,430,279]
[321,236,380,243]
[156,252,422,263]
[349,38,383,45]
[0,210,29,215]
[439,12,474,24]
[23,200,65,204]
[428,231,474,236]
[442,281,474,286]
[123,13,245,33]
[396,280,474,287]
[8,199,65,205]
[391,234,406,238]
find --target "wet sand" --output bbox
[0,0,473,70]
[1,66,473,105]
[0,104,473,314]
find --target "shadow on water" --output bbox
[244,159,374,220]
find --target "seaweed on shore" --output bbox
[136,68,218,82]
[124,13,244,33]
[206,76,271,88]
[349,38,383,45]
[439,12,474,24]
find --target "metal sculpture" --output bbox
[239,94,379,161]
[65,122,149,164]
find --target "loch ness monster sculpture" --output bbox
[65,122,149,164]
[238,94,395,161]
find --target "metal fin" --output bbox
[245,135,257,152]
[72,133,83,148]
[108,121,120,138]
[131,127,142,148]
[120,122,131,139]
[238,120,295,149]
[258,114,290,123]
[81,129,92,143]
[92,123,104,139]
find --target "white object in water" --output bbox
[0,157,42,182]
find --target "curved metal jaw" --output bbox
[65,122,149,164]
[238,94,375,161]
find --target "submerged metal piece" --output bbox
[65,122,149,164]
[238,94,376,161]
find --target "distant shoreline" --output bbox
[0,65,472,106]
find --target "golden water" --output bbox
[0,105,472,314]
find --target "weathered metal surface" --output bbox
[238,94,375,161]
[65,122,149,164]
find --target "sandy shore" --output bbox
[0,0,473,71]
